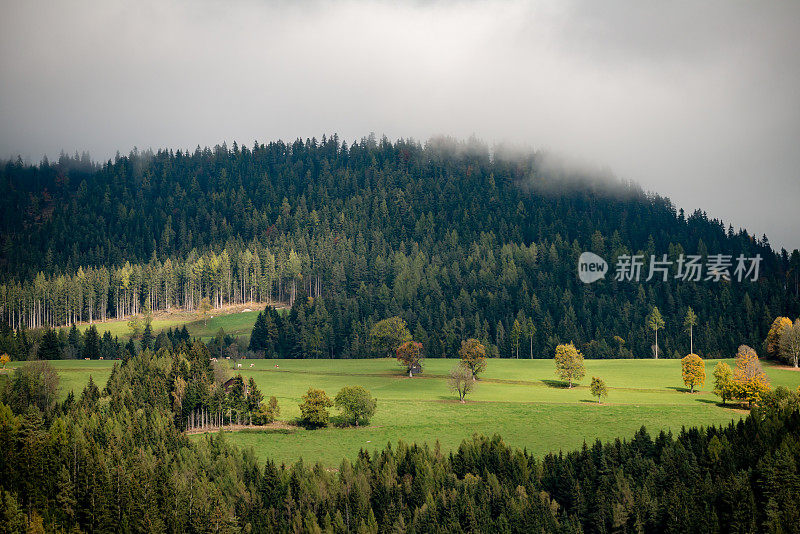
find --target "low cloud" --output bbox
[1,0,798,249]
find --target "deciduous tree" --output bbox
[766,317,792,359]
[371,317,411,357]
[198,297,212,326]
[712,361,735,404]
[299,387,332,427]
[458,338,486,380]
[681,353,705,393]
[334,386,377,426]
[554,343,585,388]
[396,340,423,378]
[590,377,608,403]
[733,345,771,406]
[448,364,474,403]
[127,315,142,339]
[779,319,800,368]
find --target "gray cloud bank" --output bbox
[1,0,798,250]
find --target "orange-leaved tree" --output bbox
[396,340,423,378]
[765,317,792,359]
[458,338,486,381]
[733,345,770,407]
[681,353,706,393]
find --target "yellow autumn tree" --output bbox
[681,353,705,393]
[765,317,792,359]
[712,361,735,404]
[554,343,585,388]
[0,353,9,369]
[198,296,212,326]
[732,345,771,407]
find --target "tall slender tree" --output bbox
[646,307,665,359]
[683,307,698,354]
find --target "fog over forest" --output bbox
[1,0,799,249]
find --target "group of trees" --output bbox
[0,340,280,436]
[298,386,377,427]
[0,245,308,330]
[4,347,800,531]
[765,316,800,367]
[644,305,703,359]
[712,345,772,407]
[0,317,194,362]
[552,343,609,403]
[3,138,798,362]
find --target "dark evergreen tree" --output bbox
[37,329,61,360]
[141,323,153,352]
[82,326,100,360]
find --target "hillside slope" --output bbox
[2,136,798,358]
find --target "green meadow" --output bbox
[64,308,262,341]
[15,357,800,467]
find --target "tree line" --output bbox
[0,245,310,330]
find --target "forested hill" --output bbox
[1,136,798,358]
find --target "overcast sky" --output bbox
[1,0,798,250]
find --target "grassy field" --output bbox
[63,305,264,341]
[209,358,798,466]
[15,357,800,467]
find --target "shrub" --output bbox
[334,386,377,426]
[299,388,332,427]
[252,396,280,425]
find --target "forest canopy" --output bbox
[1,136,798,359]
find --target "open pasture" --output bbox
[63,307,262,341]
[202,358,800,466]
[15,357,800,467]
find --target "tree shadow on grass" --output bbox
[666,386,691,393]
[696,398,748,411]
[542,379,571,389]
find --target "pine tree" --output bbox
[249,311,267,352]
[683,308,698,354]
[141,322,154,352]
[83,325,101,360]
[38,328,61,360]
[646,307,666,359]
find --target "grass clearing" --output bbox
[61,304,267,341]
[14,357,799,467]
